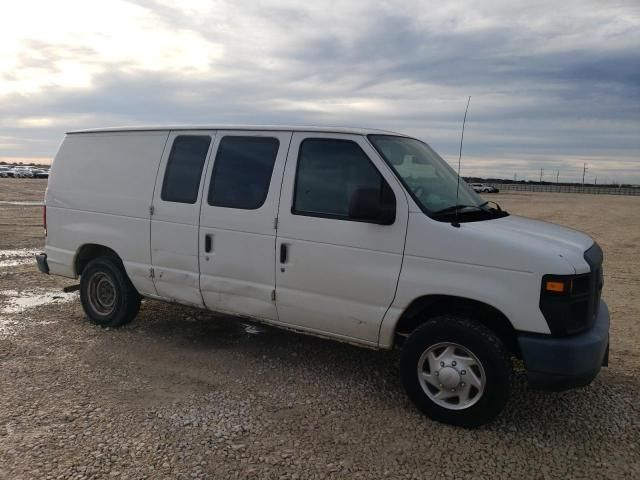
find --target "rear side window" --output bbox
[161,135,211,204]
[293,138,391,219]
[208,136,280,209]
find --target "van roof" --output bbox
[66,124,409,136]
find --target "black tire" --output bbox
[400,315,512,428]
[80,256,141,328]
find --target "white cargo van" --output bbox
[37,125,609,427]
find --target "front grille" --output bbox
[571,274,590,295]
[567,300,589,333]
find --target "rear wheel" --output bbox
[80,256,141,328]
[400,315,512,427]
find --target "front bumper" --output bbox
[517,300,610,391]
[36,252,49,274]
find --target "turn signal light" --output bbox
[545,280,566,293]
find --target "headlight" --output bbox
[539,273,594,336]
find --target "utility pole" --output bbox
[539,168,543,183]
[595,176,598,185]
[582,163,588,186]
[556,170,559,184]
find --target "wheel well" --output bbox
[394,295,519,356]
[75,244,119,275]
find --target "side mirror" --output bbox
[348,187,395,225]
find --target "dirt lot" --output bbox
[1,178,639,479]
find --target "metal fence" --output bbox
[488,183,640,196]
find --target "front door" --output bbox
[150,131,216,307]
[198,131,292,320]
[274,133,408,345]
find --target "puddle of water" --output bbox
[0,288,79,337]
[0,289,78,314]
[0,258,34,268]
[0,249,38,269]
[0,200,43,206]
[0,249,38,258]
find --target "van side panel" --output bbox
[377,212,557,348]
[45,131,169,295]
[377,256,541,348]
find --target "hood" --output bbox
[468,215,593,273]
[405,213,594,275]
[483,215,593,250]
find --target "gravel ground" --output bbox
[1,179,639,479]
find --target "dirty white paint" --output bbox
[0,288,78,337]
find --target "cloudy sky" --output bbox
[1,0,639,183]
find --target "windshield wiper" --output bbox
[483,200,504,212]
[432,204,483,216]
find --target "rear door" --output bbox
[274,133,408,345]
[198,130,292,320]
[150,131,215,306]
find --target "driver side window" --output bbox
[292,138,394,221]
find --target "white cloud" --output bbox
[0,0,638,180]
[0,0,222,95]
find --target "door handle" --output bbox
[279,243,288,264]
[204,234,212,253]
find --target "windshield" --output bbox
[368,135,484,214]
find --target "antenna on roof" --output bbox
[454,96,471,227]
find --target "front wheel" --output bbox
[80,256,141,328]
[400,315,512,427]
